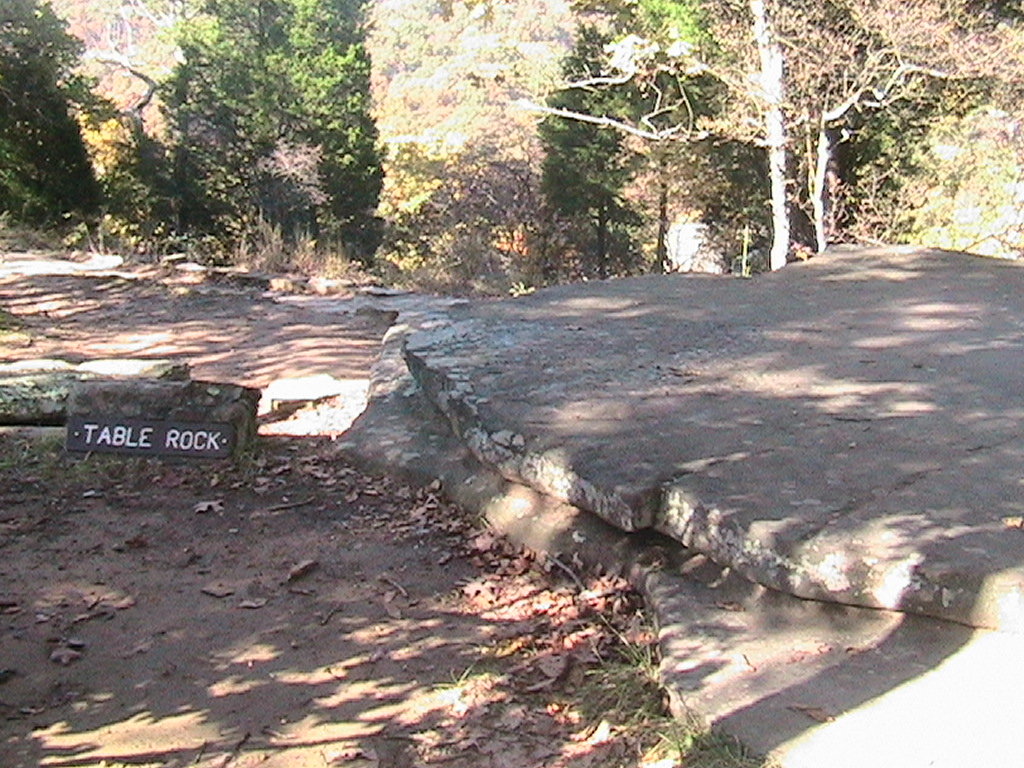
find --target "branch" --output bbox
[515,98,697,142]
[821,61,952,124]
[126,0,178,29]
[564,73,636,90]
[86,51,159,116]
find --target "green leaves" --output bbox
[163,0,382,261]
[540,26,644,279]
[0,0,101,225]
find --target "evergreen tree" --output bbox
[539,26,642,279]
[0,0,101,225]
[164,0,382,261]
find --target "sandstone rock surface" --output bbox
[402,247,1024,630]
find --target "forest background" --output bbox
[5,0,1024,293]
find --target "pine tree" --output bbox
[539,26,642,279]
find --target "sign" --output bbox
[66,416,235,458]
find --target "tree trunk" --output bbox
[750,0,790,271]
[595,202,609,279]
[656,167,669,273]
[812,122,840,253]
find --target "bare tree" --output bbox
[519,0,797,269]
[778,0,1024,252]
[61,0,184,135]
[749,0,789,270]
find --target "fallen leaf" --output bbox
[286,559,319,582]
[715,601,744,612]
[789,704,834,723]
[328,744,379,767]
[193,499,224,515]
[383,602,403,620]
[1002,516,1024,529]
[472,532,497,552]
[201,582,235,598]
[238,598,268,609]
[585,720,613,745]
[122,640,153,658]
[378,574,408,598]
[496,704,528,730]
[537,654,568,680]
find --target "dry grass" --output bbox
[0,218,65,253]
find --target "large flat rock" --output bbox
[342,288,1024,768]
[404,247,1024,629]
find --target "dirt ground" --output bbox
[0,259,673,768]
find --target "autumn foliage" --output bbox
[5,0,1024,285]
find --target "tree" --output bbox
[163,0,382,261]
[524,0,793,270]
[539,25,643,279]
[0,0,101,225]
[528,0,1024,270]
[54,0,184,136]
[368,0,573,287]
[776,0,1024,253]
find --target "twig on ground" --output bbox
[545,554,586,591]
[265,496,315,512]
[218,732,250,768]
[379,574,409,598]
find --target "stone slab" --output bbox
[0,359,190,425]
[67,379,260,457]
[342,302,1024,768]
[403,247,1024,630]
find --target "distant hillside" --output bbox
[51,0,573,152]
[368,0,572,153]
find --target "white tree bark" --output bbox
[750,0,790,271]
[812,121,834,253]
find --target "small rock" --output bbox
[50,647,82,666]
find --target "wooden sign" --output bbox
[66,416,236,458]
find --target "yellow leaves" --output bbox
[78,117,130,178]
